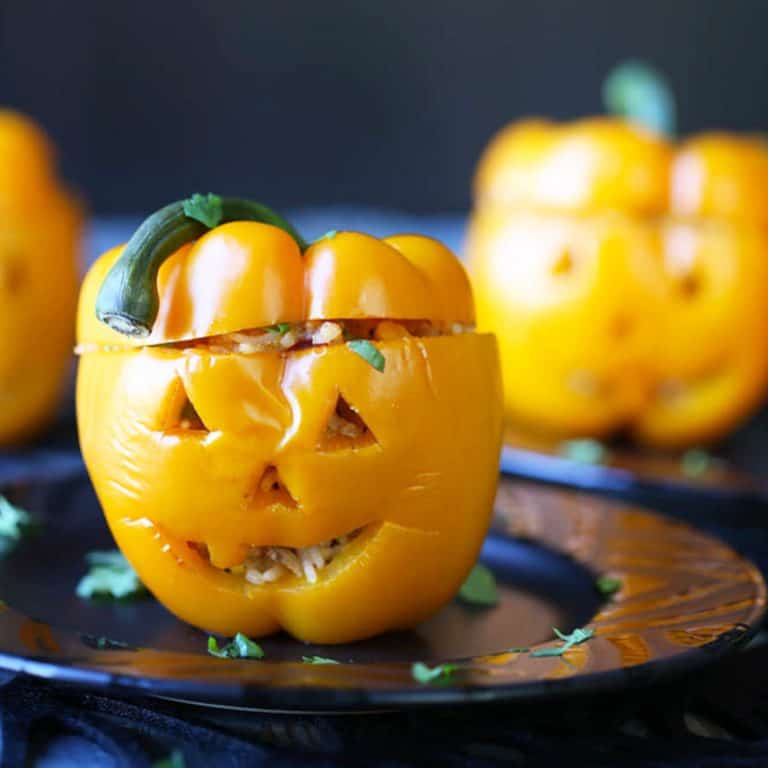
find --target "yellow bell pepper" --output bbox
[0,110,80,442]
[77,195,502,643]
[468,116,768,448]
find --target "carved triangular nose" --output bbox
[248,465,298,508]
[167,379,209,432]
[177,397,207,430]
[317,395,377,452]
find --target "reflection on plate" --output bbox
[501,425,768,503]
[0,469,763,712]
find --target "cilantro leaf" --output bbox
[182,193,223,229]
[595,576,622,597]
[681,448,711,478]
[82,635,132,651]
[207,636,226,657]
[457,563,499,607]
[0,496,36,556]
[554,627,593,644]
[347,340,385,372]
[84,550,131,569]
[531,627,595,658]
[411,661,456,684]
[269,322,291,334]
[302,655,340,664]
[207,633,264,660]
[152,750,186,768]
[76,550,147,600]
[559,439,605,465]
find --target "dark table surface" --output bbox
[5,212,768,766]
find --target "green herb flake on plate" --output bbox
[681,448,711,478]
[458,563,499,607]
[559,439,606,465]
[207,632,265,660]
[0,495,36,556]
[76,550,147,600]
[595,576,622,597]
[411,661,456,684]
[152,749,186,768]
[531,627,595,658]
[302,655,340,664]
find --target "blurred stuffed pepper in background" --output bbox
[76,195,502,643]
[0,110,81,443]
[467,62,768,449]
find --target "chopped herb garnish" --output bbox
[76,550,147,600]
[96,636,130,650]
[411,661,456,684]
[207,633,264,660]
[596,576,622,597]
[347,340,385,372]
[457,563,499,607]
[182,193,223,229]
[681,448,711,478]
[152,750,186,768]
[302,655,340,665]
[269,322,291,334]
[559,439,606,465]
[531,627,595,658]
[81,634,133,651]
[0,496,36,556]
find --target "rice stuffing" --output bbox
[243,531,361,585]
[161,319,474,356]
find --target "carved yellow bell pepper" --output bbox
[468,67,768,448]
[0,110,80,442]
[77,195,502,643]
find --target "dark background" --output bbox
[0,0,766,214]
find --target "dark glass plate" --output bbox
[0,469,763,712]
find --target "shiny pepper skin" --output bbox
[77,223,503,643]
[468,117,768,448]
[0,110,80,443]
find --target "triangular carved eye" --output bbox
[248,465,298,508]
[165,379,209,432]
[177,398,207,430]
[317,395,377,452]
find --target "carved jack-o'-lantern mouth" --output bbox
[187,521,373,586]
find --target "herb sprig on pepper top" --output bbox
[347,339,386,372]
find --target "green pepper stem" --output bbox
[602,60,676,137]
[95,197,307,337]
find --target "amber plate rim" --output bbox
[0,470,764,712]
